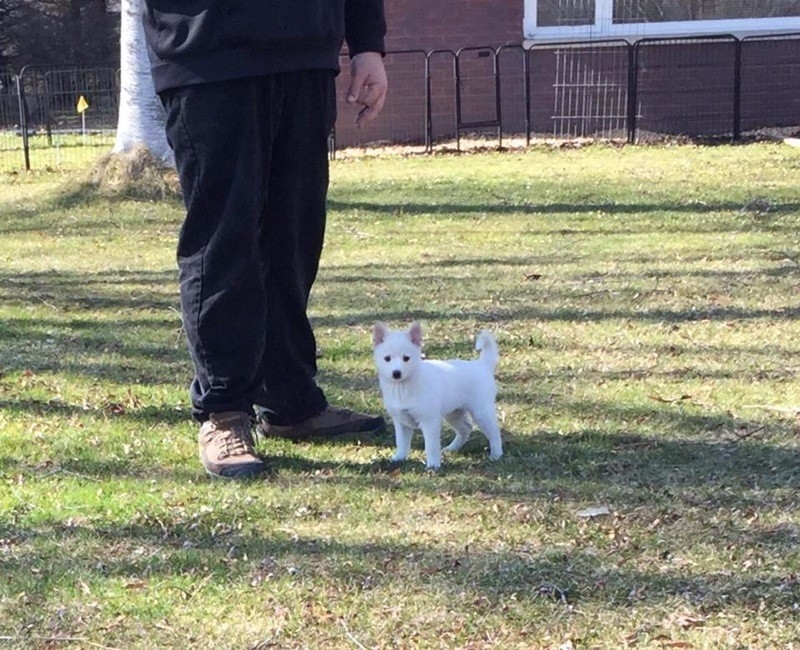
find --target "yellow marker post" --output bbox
[76,95,89,137]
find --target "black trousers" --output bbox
[161,70,336,423]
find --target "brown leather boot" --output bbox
[198,412,266,478]
[256,406,385,442]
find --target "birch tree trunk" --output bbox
[113,0,173,165]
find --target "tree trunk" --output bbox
[113,0,173,165]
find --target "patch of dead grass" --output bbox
[87,144,181,201]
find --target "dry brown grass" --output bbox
[87,144,182,201]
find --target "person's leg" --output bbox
[163,78,271,420]
[254,69,385,439]
[162,78,274,477]
[255,69,334,424]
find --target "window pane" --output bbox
[538,0,596,26]
[614,0,800,23]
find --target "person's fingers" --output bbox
[348,74,385,105]
[355,86,386,127]
[355,81,382,106]
[346,71,367,105]
[347,52,388,126]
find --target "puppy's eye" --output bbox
[402,355,410,362]
[383,356,391,362]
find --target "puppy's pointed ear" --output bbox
[409,321,423,347]
[373,322,389,346]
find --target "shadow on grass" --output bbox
[3,395,795,508]
[0,180,184,235]
[320,255,800,283]
[0,515,796,617]
[2,248,797,382]
[1,391,797,623]
[0,269,179,311]
[499,427,798,506]
[0,269,187,384]
[328,197,800,224]
[311,305,800,331]
[0,398,191,425]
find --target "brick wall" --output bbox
[333,4,800,148]
[634,39,738,138]
[384,0,523,53]
[335,0,524,147]
[741,38,800,131]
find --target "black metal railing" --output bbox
[1,32,799,172]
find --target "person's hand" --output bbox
[346,51,388,127]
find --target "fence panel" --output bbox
[497,45,529,141]
[740,33,800,136]
[1,34,800,172]
[528,40,630,140]
[454,46,501,148]
[0,68,24,174]
[425,50,459,148]
[334,50,428,152]
[633,36,739,141]
[43,66,119,132]
[16,64,118,172]
[0,67,19,130]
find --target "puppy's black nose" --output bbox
[392,370,402,380]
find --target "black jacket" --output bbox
[143,0,386,93]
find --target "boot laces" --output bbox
[211,414,254,459]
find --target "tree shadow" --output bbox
[0,269,187,383]
[0,515,796,619]
[0,181,183,235]
[328,198,800,236]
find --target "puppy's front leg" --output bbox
[419,419,443,469]
[390,415,413,462]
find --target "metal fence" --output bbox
[1,64,118,173]
[1,32,798,173]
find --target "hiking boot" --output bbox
[256,405,385,442]
[198,411,266,478]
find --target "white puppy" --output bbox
[372,321,503,469]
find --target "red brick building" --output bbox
[336,0,525,147]
[334,1,800,148]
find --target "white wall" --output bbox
[524,0,800,42]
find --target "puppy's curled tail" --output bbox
[475,330,499,370]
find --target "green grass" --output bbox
[1,132,114,175]
[1,143,799,648]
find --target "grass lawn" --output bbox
[0,142,799,648]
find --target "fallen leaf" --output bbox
[674,613,706,629]
[646,517,662,532]
[577,505,611,518]
[649,394,692,404]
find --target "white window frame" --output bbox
[524,0,800,42]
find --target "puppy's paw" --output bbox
[382,458,404,474]
[489,451,503,461]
